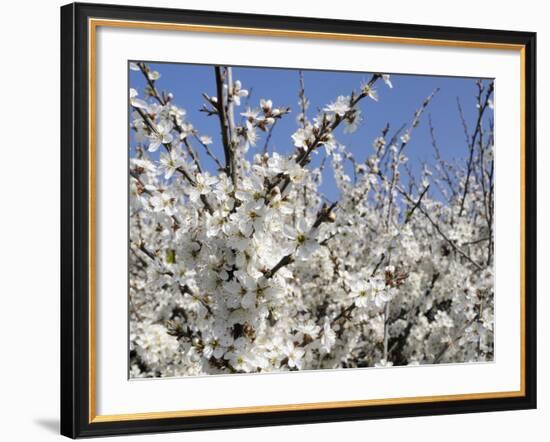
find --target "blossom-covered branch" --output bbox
[128,64,494,378]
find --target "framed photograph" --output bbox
[60,2,537,438]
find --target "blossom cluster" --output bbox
[128,63,494,377]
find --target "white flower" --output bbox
[187,172,218,203]
[149,191,176,215]
[180,240,202,265]
[148,70,161,81]
[238,273,282,304]
[178,123,194,141]
[148,121,174,152]
[227,228,251,252]
[320,319,336,354]
[241,107,260,121]
[159,147,183,179]
[199,135,213,145]
[260,99,273,113]
[214,172,234,195]
[382,74,393,89]
[268,153,306,184]
[350,280,370,308]
[361,82,379,101]
[373,136,386,151]
[371,275,393,308]
[343,108,362,134]
[205,209,231,237]
[229,80,248,106]
[129,88,150,111]
[269,192,294,215]
[291,126,314,150]
[225,348,257,373]
[202,339,226,359]
[283,342,305,369]
[131,158,156,174]
[240,121,258,147]
[284,219,319,260]
[231,199,266,237]
[235,175,264,203]
[324,95,351,117]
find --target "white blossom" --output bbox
[148,121,174,152]
[159,147,183,179]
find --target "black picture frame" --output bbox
[61,2,537,438]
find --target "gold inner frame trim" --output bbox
[88,17,527,424]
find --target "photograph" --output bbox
[128,62,495,378]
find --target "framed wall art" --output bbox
[60,2,537,438]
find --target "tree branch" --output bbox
[458,81,494,216]
[214,66,237,186]
[374,169,484,271]
[404,185,430,224]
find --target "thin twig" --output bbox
[374,169,483,271]
[405,185,430,224]
[262,119,278,154]
[457,81,494,216]
[192,133,224,171]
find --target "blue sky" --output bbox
[130,62,492,202]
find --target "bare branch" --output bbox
[214,66,237,186]
[386,89,439,229]
[428,114,456,200]
[458,81,494,216]
[404,185,430,224]
[264,254,294,279]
